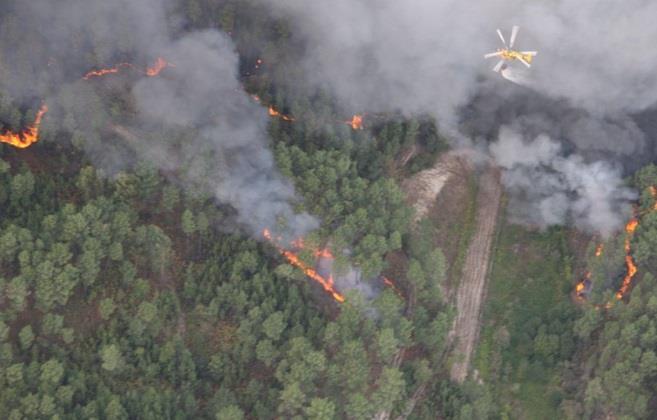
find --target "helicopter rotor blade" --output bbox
[509,25,519,48]
[484,51,503,59]
[521,51,537,56]
[496,29,506,46]
[492,60,505,72]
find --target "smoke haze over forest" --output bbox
[0,0,318,239]
[3,0,657,235]
[260,0,657,234]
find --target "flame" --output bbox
[0,104,48,149]
[623,220,637,254]
[575,271,590,301]
[595,243,603,257]
[263,229,344,303]
[281,249,345,303]
[83,57,172,80]
[616,218,639,300]
[268,106,295,122]
[83,62,134,80]
[315,248,334,259]
[382,276,403,298]
[291,236,304,249]
[250,96,365,131]
[145,57,173,76]
[617,255,638,300]
[346,114,364,130]
[625,218,638,234]
[576,215,642,303]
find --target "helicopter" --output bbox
[484,25,537,73]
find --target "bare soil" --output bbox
[449,164,502,383]
[402,153,459,222]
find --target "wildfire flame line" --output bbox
[263,229,345,303]
[268,106,295,122]
[144,57,173,76]
[577,188,656,304]
[83,62,134,80]
[250,94,363,130]
[3,57,173,150]
[617,218,639,299]
[83,57,174,80]
[0,104,48,149]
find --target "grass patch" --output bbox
[474,209,574,419]
[433,172,478,289]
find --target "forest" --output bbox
[1,0,657,419]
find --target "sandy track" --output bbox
[402,153,458,222]
[449,164,502,383]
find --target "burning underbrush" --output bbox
[83,57,174,80]
[2,48,365,154]
[263,229,402,304]
[575,187,657,304]
[1,57,174,149]
[251,93,364,129]
[0,104,48,148]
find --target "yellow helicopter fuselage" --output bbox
[499,49,533,64]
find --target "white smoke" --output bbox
[261,0,657,118]
[3,0,318,241]
[490,126,636,236]
[258,0,657,234]
[131,31,318,239]
[316,253,378,300]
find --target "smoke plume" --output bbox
[1,0,316,240]
[259,0,657,234]
[490,126,636,236]
[131,31,317,238]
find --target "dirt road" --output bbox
[449,164,502,383]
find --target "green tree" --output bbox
[215,405,245,420]
[161,185,180,212]
[40,359,64,388]
[105,397,129,420]
[99,297,117,320]
[19,325,34,350]
[305,398,336,420]
[262,311,286,341]
[101,344,124,372]
[182,209,197,237]
[371,367,405,413]
[278,381,305,416]
[377,327,398,363]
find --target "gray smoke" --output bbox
[316,253,378,300]
[259,0,657,234]
[490,126,636,236]
[261,0,657,119]
[3,0,317,240]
